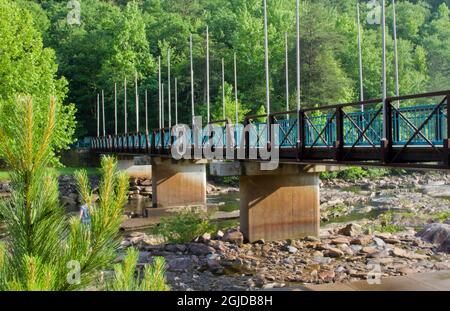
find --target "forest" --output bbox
[0,0,449,143]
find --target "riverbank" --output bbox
[1,169,449,291]
[120,224,450,291]
[117,170,450,291]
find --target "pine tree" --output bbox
[0,97,129,290]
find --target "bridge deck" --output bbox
[90,90,450,170]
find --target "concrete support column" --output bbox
[240,162,321,242]
[151,158,207,208]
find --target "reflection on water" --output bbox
[123,192,241,219]
[124,198,151,218]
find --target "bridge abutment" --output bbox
[150,158,207,208]
[239,162,322,242]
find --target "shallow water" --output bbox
[207,192,240,213]
[321,209,385,226]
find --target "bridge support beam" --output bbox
[240,162,324,242]
[150,158,207,208]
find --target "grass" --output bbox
[431,211,450,223]
[0,167,100,181]
[368,211,406,234]
[371,223,406,234]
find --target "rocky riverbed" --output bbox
[116,171,450,291]
[319,172,450,230]
[120,224,450,291]
[1,170,450,290]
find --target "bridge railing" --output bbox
[381,91,449,165]
[90,90,450,168]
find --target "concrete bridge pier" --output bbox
[150,158,207,208]
[239,162,325,242]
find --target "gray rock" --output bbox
[392,247,429,260]
[417,223,450,245]
[206,259,222,272]
[313,256,332,264]
[437,239,450,253]
[167,257,193,271]
[324,247,344,258]
[373,237,386,248]
[188,243,215,256]
[286,245,298,254]
[140,179,152,186]
[338,223,362,237]
[223,230,244,246]
[421,184,450,198]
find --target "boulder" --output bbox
[188,243,215,256]
[140,179,152,186]
[167,257,193,271]
[360,246,378,255]
[285,245,298,254]
[331,237,350,245]
[324,247,344,258]
[417,223,450,245]
[338,223,362,237]
[318,270,335,282]
[223,230,244,246]
[351,236,373,246]
[437,239,450,253]
[392,247,429,260]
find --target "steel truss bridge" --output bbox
[91,90,450,170]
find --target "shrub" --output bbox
[321,167,389,181]
[320,171,338,180]
[337,167,367,181]
[157,209,215,244]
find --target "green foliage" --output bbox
[0,0,76,160]
[216,219,240,232]
[321,167,389,181]
[370,211,406,234]
[107,248,170,291]
[156,209,215,244]
[222,176,239,186]
[337,167,368,181]
[320,171,339,180]
[212,82,250,123]
[431,211,450,223]
[0,97,128,290]
[15,1,450,138]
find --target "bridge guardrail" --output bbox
[89,90,450,169]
